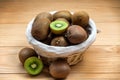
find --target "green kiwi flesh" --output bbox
[50,20,68,35]
[24,57,43,75]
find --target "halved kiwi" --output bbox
[24,57,43,76]
[50,20,69,35]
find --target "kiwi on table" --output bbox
[49,59,71,79]
[66,25,88,44]
[34,12,53,21]
[24,57,43,76]
[50,20,69,35]
[53,10,72,23]
[19,47,38,64]
[51,36,68,46]
[32,18,51,41]
[72,11,89,27]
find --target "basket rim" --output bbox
[26,11,97,54]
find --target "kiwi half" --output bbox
[50,20,69,35]
[24,57,43,75]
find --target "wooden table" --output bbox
[0,0,120,80]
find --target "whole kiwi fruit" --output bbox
[51,36,68,46]
[66,25,88,44]
[19,47,38,64]
[49,59,71,79]
[53,10,72,23]
[32,18,51,41]
[72,11,89,27]
[56,18,70,25]
[34,12,53,21]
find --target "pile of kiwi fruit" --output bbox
[32,10,90,46]
[18,10,91,79]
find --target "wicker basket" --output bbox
[26,11,97,65]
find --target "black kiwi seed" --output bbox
[19,47,38,64]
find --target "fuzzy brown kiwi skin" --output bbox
[34,12,53,21]
[66,25,88,44]
[51,36,68,47]
[19,47,38,64]
[56,18,70,25]
[72,11,89,28]
[49,59,71,79]
[53,10,72,23]
[32,18,51,41]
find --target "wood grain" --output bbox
[0,0,120,79]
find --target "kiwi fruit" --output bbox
[51,36,68,46]
[49,59,71,79]
[50,20,69,35]
[19,47,38,64]
[34,12,53,21]
[24,57,43,75]
[72,11,89,27]
[42,32,53,45]
[66,25,88,44]
[56,18,70,25]
[32,18,51,41]
[53,10,72,23]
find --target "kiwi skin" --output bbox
[32,18,51,41]
[56,18,70,25]
[53,10,72,23]
[49,59,71,79]
[34,12,53,21]
[51,36,68,47]
[19,47,38,64]
[66,25,88,44]
[72,11,89,27]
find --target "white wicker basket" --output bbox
[26,11,97,65]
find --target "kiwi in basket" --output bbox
[32,18,51,41]
[34,12,53,21]
[72,11,89,27]
[66,25,88,44]
[53,10,72,23]
[51,36,68,46]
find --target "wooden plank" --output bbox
[0,0,120,24]
[0,46,120,73]
[0,23,120,46]
[0,73,120,80]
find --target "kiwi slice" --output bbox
[50,20,69,35]
[24,57,43,75]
